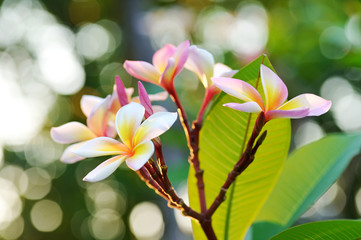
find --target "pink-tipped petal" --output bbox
[223,102,263,113]
[115,102,145,147]
[212,77,265,109]
[72,137,129,158]
[133,112,177,145]
[83,155,126,182]
[87,95,112,137]
[260,64,288,111]
[60,142,86,164]
[160,57,176,89]
[115,76,129,106]
[278,94,332,116]
[80,95,103,118]
[266,108,310,121]
[123,60,161,85]
[126,141,154,171]
[213,63,237,78]
[152,44,176,72]
[172,40,190,77]
[51,122,96,144]
[185,45,215,88]
[138,81,153,118]
[108,87,121,115]
[105,126,118,139]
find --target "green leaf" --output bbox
[253,133,361,240]
[188,55,291,239]
[271,220,361,240]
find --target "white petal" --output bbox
[108,87,121,115]
[80,95,103,118]
[133,112,177,145]
[116,102,145,147]
[123,60,161,84]
[266,108,310,121]
[213,63,237,78]
[51,122,96,144]
[83,155,126,182]
[126,141,154,171]
[72,137,129,158]
[60,142,86,164]
[278,94,332,116]
[223,102,263,113]
[260,64,288,111]
[185,45,215,88]
[212,77,265,109]
[87,95,112,137]
[152,44,176,72]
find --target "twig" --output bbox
[190,121,207,213]
[206,112,266,218]
[144,162,165,189]
[136,167,176,207]
[169,87,192,144]
[168,86,208,214]
[151,138,203,221]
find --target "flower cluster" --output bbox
[51,40,331,183]
[51,41,237,182]
[51,78,174,182]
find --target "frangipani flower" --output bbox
[184,46,238,121]
[123,41,190,91]
[51,96,114,163]
[72,102,177,182]
[185,45,237,96]
[212,64,332,121]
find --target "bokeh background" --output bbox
[0,0,361,239]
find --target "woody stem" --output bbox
[168,86,207,214]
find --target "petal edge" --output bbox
[260,64,288,111]
[51,122,96,144]
[83,155,126,182]
[223,102,263,113]
[126,141,154,171]
[133,112,177,145]
[279,94,332,116]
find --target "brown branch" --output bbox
[144,162,165,189]
[136,167,177,207]
[152,138,203,221]
[190,121,207,213]
[152,138,168,179]
[169,87,192,145]
[168,86,208,214]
